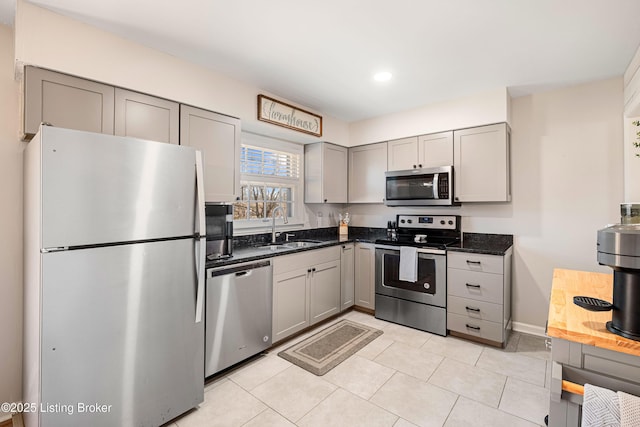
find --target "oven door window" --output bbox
[386,175,436,200]
[383,253,436,294]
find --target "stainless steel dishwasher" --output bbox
[205,259,273,377]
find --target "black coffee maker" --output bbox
[574,224,640,340]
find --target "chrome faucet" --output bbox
[271,206,288,243]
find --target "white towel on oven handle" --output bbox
[399,246,418,282]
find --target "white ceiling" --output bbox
[6,0,640,121]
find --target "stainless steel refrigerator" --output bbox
[23,126,206,427]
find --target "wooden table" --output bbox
[547,268,640,357]
[547,268,640,427]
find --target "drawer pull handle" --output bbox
[465,306,481,312]
[466,260,481,265]
[465,283,481,289]
[465,324,481,331]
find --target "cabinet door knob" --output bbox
[324,199,327,203]
[418,164,422,168]
[413,164,417,169]
[312,268,316,272]
[307,269,312,273]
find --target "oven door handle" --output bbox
[374,245,445,255]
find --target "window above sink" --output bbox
[233,133,304,231]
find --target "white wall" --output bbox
[0,23,25,418]
[346,77,624,330]
[348,87,510,146]
[624,116,640,201]
[1,3,627,408]
[13,0,350,146]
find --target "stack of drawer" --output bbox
[447,250,512,347]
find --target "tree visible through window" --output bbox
[233,143,300,222]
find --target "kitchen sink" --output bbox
[283,241,319,248]
[255,240,323,251]
[256,244,288,251]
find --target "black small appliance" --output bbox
[205,204,233,260]
[574,224,640,341]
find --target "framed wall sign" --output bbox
[257,94,322,137]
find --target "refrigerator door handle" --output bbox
[195,150,206,237]
[195,237,205,323]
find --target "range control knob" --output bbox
[400,219,405,224]
[407,219,412,224]
[440,220,445,225]
[448,220,454,225]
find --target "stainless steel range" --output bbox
[375,214,461,335]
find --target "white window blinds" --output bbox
[240,145,300,179]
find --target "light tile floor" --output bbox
[170,311,550,427]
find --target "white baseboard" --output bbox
[512,321,547,337]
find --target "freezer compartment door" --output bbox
[40,126,199,248]
[40,239,204,427]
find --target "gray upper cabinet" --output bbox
[387,132,453,171]
[348,142,387,203]
[305,142,348,203]
[23,67,179,145]
[453,123,511,202]
[387,137,418,171]
[180,105,241,202]
[115,88,179,144]
[23,66,115,140]
[417,131,454,168]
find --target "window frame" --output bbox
[233,132,304,232]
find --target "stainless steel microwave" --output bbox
[384,165,458,206]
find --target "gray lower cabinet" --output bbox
[340,243,355,311]
[180,105,241,202]
[549,338,640,427]
[23,66,115,139]
[309,259,341,324]
[273,266,309,343]
[272,247,340,343]
[354,242,375,310]
[446,249,512,346]
[115,88,179,144]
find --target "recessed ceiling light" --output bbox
[373,71,392,82]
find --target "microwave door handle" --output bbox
[433,173,439,200]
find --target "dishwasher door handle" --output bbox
[235,270,253,277]
[207,260,271,278]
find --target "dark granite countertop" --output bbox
[448,232,513,256]
[206,227,386,269]
[206,228,513,268]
